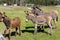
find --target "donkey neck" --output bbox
[3,17,10,22]
[29,15,37,23]
[3,17,10,29]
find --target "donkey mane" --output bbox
[29,13,36,17]
[3,16,10,29]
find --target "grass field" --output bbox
[0,6,60,40]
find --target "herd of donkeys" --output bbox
[0,6,58,40]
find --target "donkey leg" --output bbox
[54,19,57,28]
[19,26,21,36]
[34,24,37,34]
[8,28,11,40]
[40,24,44,30]
[4,29,7,37]
[53,19,57,29]
[40,25,42,30]
[42,25,44,31]
[48,23,52,35]
[15,27,18,36]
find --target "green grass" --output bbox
[0,6,60,40]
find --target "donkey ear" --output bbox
[0,12,2,15]
[24,11,26,13]
[3,12,5,14]
[24,11,27,14]
[24,11,29,15]
[0,12,1,14]
[24,11,28,13]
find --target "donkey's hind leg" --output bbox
[54,19,57,28]
[15,27,18,36]
[18,25,21,36]
[48,22,52,35]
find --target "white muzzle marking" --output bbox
[26,19,28,22]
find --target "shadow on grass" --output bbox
[25,25,49,29]
[22,25,49,34]
[3,25,50,39]
[3,31,19,39]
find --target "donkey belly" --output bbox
[37,19,46,24]
[11,25,18,28]
[38,21,46,24]
[11,23,20,29]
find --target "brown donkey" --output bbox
[25,11,53,35]
[1,12,21,40]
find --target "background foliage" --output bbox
[0,0,60,5]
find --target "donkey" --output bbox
[44,10,58,28]
[25,11,53,35]
[31,6,58,28]
[1,12,21,40]
[31,6,43,16]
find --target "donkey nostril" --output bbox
[2,17,4,18]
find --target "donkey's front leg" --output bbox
[34,24,37,34]
[4,29,7,37]
[40,24,44,30]
[8,28,11,40]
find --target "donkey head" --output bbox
[24,11,30,15]
[0,12,3,22]
[1,12,7,18]
[24,11,36,22]
[24,11,30,22]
